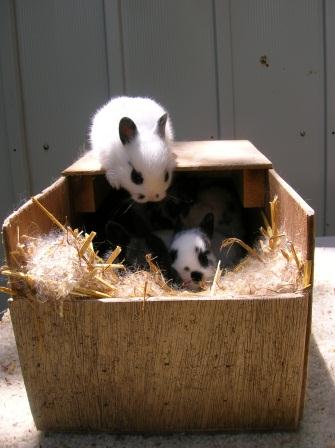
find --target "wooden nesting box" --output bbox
[2,140,314,433]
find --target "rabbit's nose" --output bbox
[191,271,203,282]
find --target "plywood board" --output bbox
[269,169,315,421]
[10,294,308,432]
[63,140,272,176]
[2,177,71,269]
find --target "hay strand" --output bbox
[221,238,264,262]
[210,260,222,296]
[31,197,67,232]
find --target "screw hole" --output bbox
[299,131,306,137]
[43,144,50,151]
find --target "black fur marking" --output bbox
[170,249,178,263]
[191,271,203,282]
[119,117,137,144]
[164,170,169,183]
[131,168,144,185]
[199,213,214,239]
[198,250,209,268]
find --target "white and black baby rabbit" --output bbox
[90,96,175,203]
[170,213,217,290]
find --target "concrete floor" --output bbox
[1,244,335,448]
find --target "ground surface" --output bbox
[1,244,334,448]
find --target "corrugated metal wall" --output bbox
[0,0,333,308]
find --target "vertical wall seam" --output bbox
[102,0,111,97]
[118,0,127,94]
[212,0,221,139]
[227,0,236,138]
[12,0,32,195]
[322,0,328,235]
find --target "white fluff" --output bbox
[90,96,175,203]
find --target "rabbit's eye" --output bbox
[131,168,143,185]
[198,250,209,268]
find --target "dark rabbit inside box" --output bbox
[79,171,262,290]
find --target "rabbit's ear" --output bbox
[199,213,214,240]
[156,113,168,139]
[119,117,138,145]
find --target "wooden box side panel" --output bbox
[269,169,315,260]
[10,295,308,432]
[2,177,71,268]
[269,169,315,421]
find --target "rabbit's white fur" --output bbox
[90,96,175,203]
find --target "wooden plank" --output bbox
[2,177,71,269]
[10,293,308,432]
[269,169,315,261]
[241,169,267,208]
[269,169,315,422]
[63,140,273,176]
[69,175,110,213]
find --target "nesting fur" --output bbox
[0,196,311,304]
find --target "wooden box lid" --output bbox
[63,140,272,176]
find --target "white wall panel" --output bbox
[0,0,31,202]
[0,65,16,314]
[104,0,126,96]
[214,0,235,139]
[14,0,110,193]
[325,0,335,235]
[113,0,219,140]
[227,0,325,233]
[0,0,331,252]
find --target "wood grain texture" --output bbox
[4,168,313,432]
[241,169,266,208]
[269,169,315,421]
[10,294,308,432]
[69,175,110,213]
[2,177,71,269]
[63,140,272,176]
[269,169,315,260]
